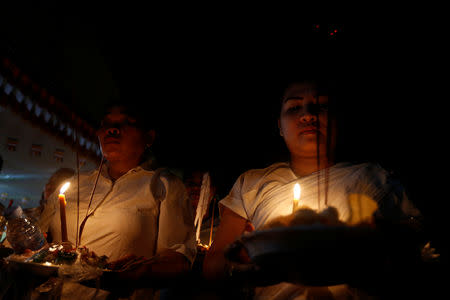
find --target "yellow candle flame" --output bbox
[293,183,301,212]
[294,183,301,201]
[59,182,70,194]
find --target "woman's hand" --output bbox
[203,207,255,281]
[93,250,189,292]
[80,254,153,297]
[105,254,148,272]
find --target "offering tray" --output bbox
[6,256,59,277]
[5,244,111,280]
[225,224,383,286]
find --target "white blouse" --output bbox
[40,164,196,300]
[219,161,420,300]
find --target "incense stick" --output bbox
[316,94,321,211]
[75,149,80,248]
[208,195,217,247]
[85,156,104,219]
[78,156,104,245]
[73,130,81,248]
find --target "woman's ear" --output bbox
[145,129,156,148]
[278,119,284,137]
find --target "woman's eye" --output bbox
[286,103,328,115]
[126,118,137,126]
[287,105,302,113]
[99,121,110,130]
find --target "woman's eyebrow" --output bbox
[284,96,304,103]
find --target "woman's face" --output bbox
[97,107,148,164]
[279,82,333,159]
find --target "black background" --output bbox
[1,8,448,257]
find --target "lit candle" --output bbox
[293,183,301,212]
[58,182,70,242]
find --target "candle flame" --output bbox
[294,183,301,200]
[60,182,70,194]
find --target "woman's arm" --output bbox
[202,206,250,281]
[110,249,190,286]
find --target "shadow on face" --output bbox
[96,106,155,164]
[279,81,337,159]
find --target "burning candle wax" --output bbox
[58,182,70,242]
[292,183,301,212]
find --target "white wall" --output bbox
[0,105,99,208]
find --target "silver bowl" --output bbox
[225,224,381,286]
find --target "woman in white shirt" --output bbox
[40,103,196,300]
[203,79,422,300]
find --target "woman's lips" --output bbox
[104,137,120,144]
[300,127,318,135]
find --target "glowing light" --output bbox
[294,183,301,201]
[59,182,70,194]
[293,183,301,212]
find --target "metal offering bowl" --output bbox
[225,224,382,286]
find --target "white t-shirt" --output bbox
[220,161,420,300]
[40,164,197,300]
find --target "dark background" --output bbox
[1,8,448,256]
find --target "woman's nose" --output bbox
[300,112,317,123]
[106,127,120,136]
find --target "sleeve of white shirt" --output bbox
[219,173,250,220]
[156,173,197,264]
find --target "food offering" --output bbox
[263,206,346,229]
[224,205,381,286]
[6,166,113,281]
[6,242,111,280]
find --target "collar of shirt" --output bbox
[99,160,152,181]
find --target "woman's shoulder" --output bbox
[334,160,396,188]
[335,160,389,175]
[135,166,180,181]
[147,167,184,190]
[241,162,290,179]
[81,168,100,177]
[235,162,292,189]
